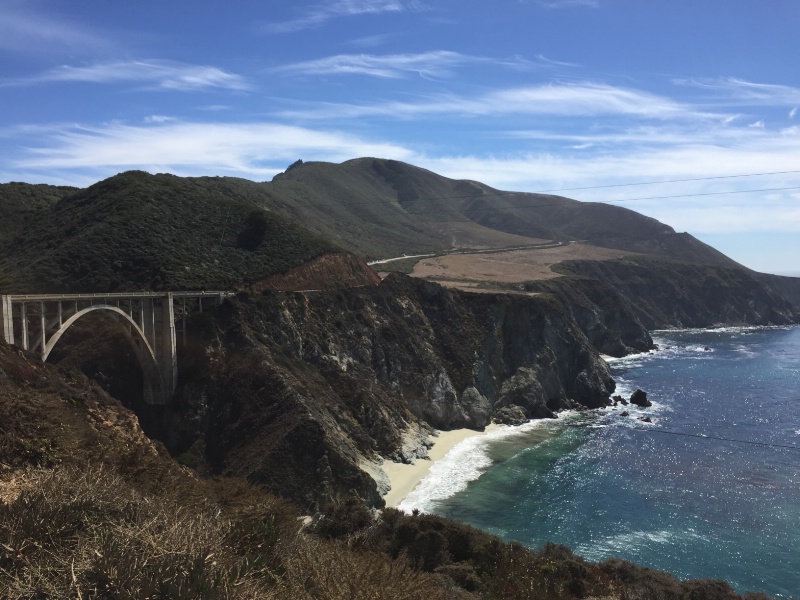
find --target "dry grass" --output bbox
[0,465,286,599]
[280,536,465,599]
[410,243,637,292]
[0,465,468,600]
[0,469,33,505]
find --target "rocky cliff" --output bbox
[160,274,614,509]
[548,258,799,329]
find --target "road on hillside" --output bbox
[366,241,571,266]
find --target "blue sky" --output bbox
[2,0,799,274]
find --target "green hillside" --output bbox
[0,171,337,293]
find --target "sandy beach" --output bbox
[382,424,499,508]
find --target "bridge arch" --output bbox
[42,304,166,404]
[43,305,155,362]
[1,291,229,405]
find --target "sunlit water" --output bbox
[399,326,800,597]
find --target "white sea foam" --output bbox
[577,528,708,561]
[651,325,795,335]
[397,418,557,514]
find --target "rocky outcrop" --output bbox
[630,389,651,407]
[492,405,529,425]
[553,258,799,329]
[250,251,381,292]
[167,274,614,509]
[524,276,654,357]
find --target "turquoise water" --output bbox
[400,326,800,597]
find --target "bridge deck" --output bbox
[4,291,230,302]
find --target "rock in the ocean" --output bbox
[638,416,652,423]
[630,388,652,407]
[620,411,630,417]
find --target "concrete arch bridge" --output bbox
[1,291,229,405]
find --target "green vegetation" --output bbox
[0,172,336,293]
[0,182,75,245]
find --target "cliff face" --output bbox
[552,259,799,329]
[168,274,614,509]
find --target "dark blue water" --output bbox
[406,326,800,597]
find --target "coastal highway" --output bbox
[367,241,571,267]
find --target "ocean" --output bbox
[399,326,800,598]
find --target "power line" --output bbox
[603,185,800,204]
[538,169,800,193]
[268,170,800,214]
[400,185,800,220]
[625,425,800,452]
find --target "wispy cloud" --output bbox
[675,77,800,106]
[14,121,413,180]
[144,115,176,123]
[6,60,251,92]
[272,51,528,79]
[0,8,113,56]
[536,0,599,9]
[277,82,724,121]
[264,0,421,34]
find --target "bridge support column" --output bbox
[142,299,154,349]
[160,293,177,397]
[1,295,13,345]
[39,302,46,357]
[20,303,28,350]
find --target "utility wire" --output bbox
[268,170,800,213]
[624,425,800,452]
[397,185,800,222]
[538,169,800,193]
[600,185,800,204]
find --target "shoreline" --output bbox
[382,424,499,508]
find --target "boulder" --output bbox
[492,405,528,426]
[630,389,652,407]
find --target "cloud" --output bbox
[144,115,176,123]
[277,82,724,121]
[503,125,742,147]
[0,7,112,56]
[536,0,599,8]
[264,0,421,33]
[14,121,414,180]
[8,60,251,92]
[790,107,797,119]
[272,51,528,79]
[675,77,800,106]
